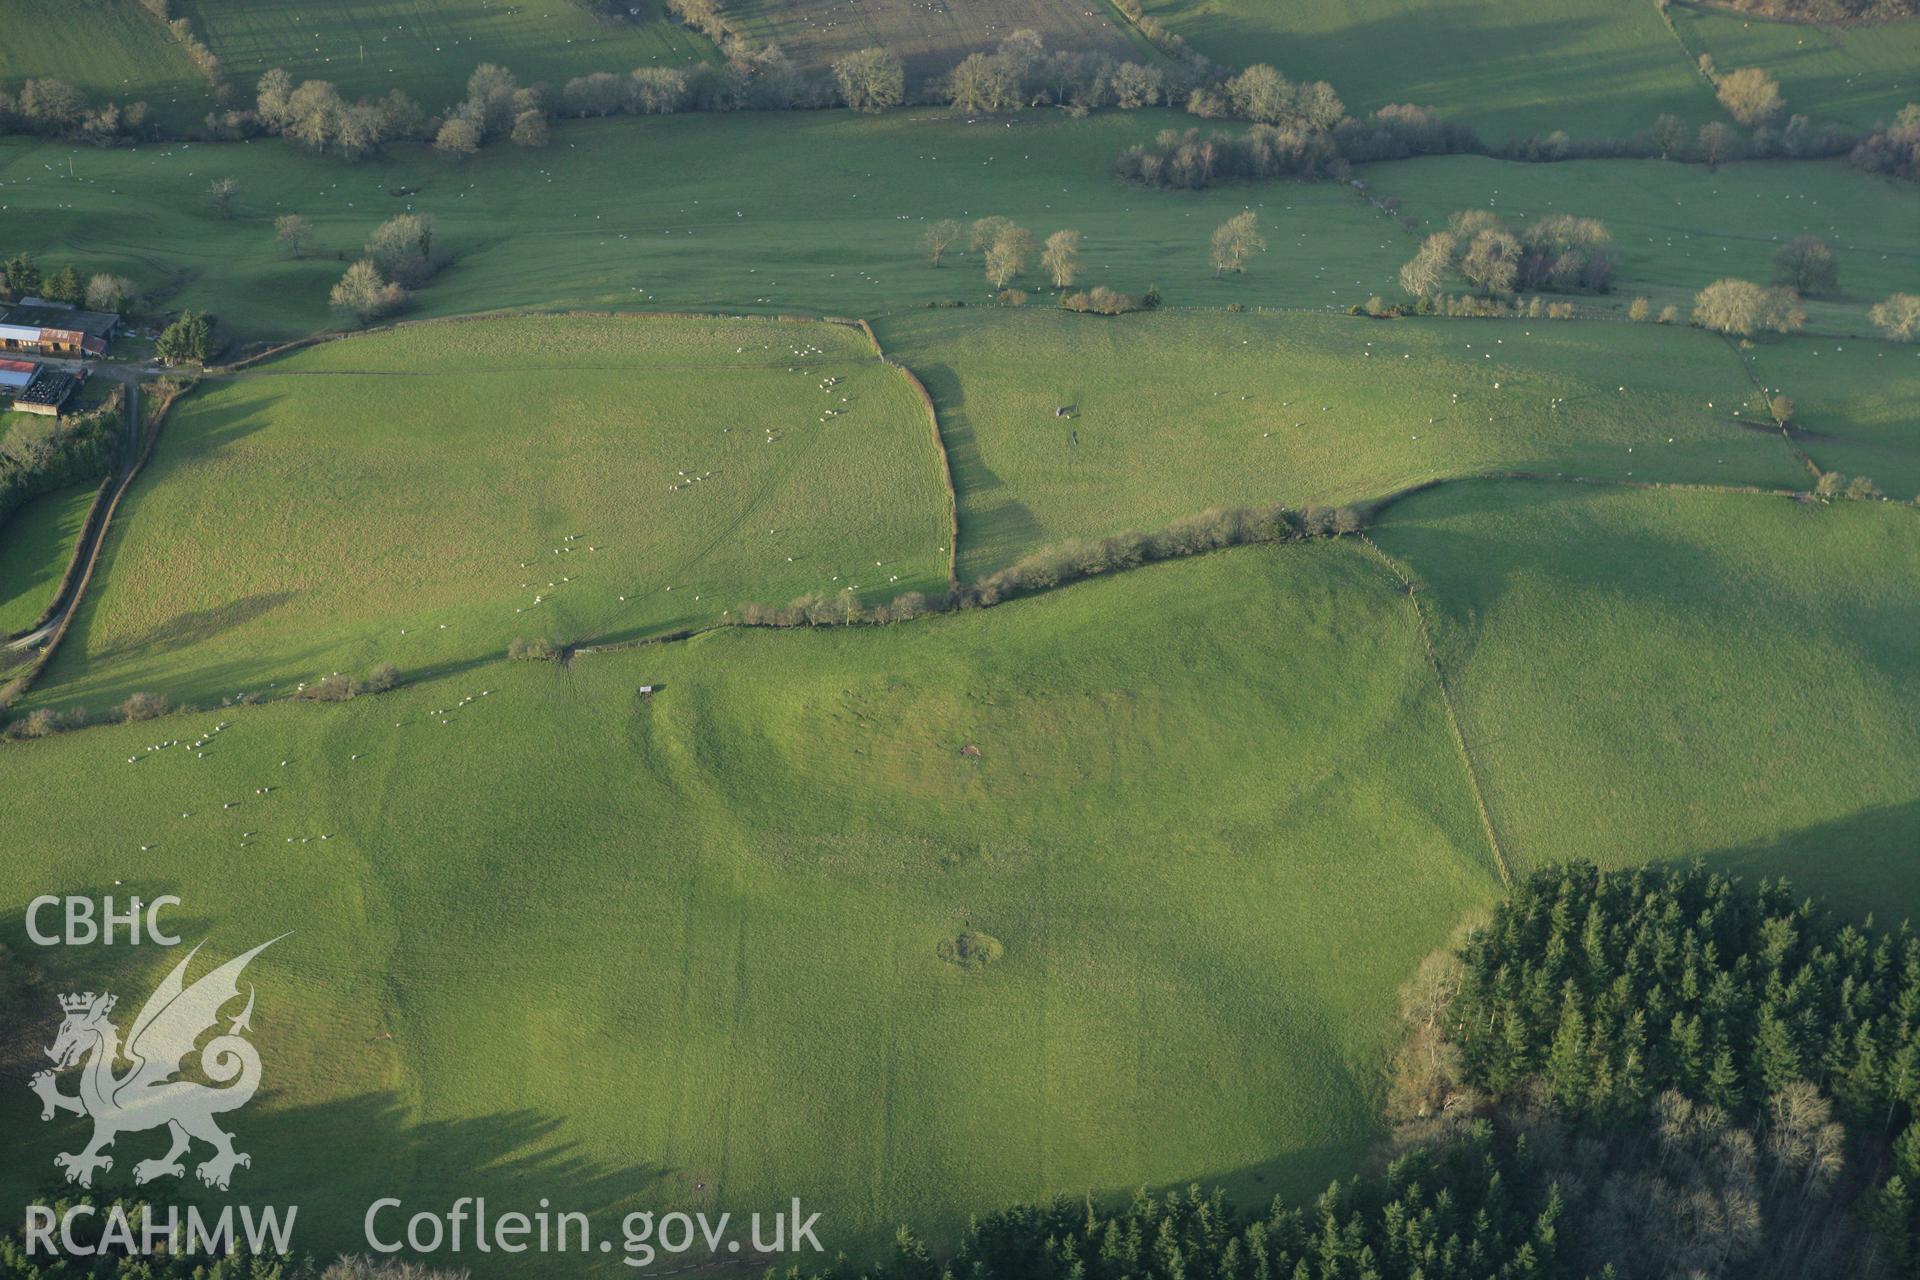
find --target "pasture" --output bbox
[1367,155,1920,334]
[728,0,1146,77]
[0,0,216,131]
[0,110,1410,340]
[1371,480,1920,918]
[0,541,1500,1270]
[1671,4,1920,131]
[1138,0,1720,139]
[876,306,1807,578]
[0,483,94,636]
[178,0,713,110]
[23,314,951,714]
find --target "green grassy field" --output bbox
[1671,4,1920,131]
[0,541,1500,1271]
[23,314,950,714]
[1367,155,1920,333]
[0,483,94,636]
[877,306,1808,578]
[1140,0,1719,139]
[1371,480,1920,919]
[0,0,217,130]
[0,110,1410,340]
[3,0,1920,1263]
[1744,335,1920,501]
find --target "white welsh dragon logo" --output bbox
[29,937,283,1191]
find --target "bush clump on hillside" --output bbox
[1059,285,1150,315]
[508,636,559,661]
[293,663,403,701]
[117,691,171,722]
[936,931,1005,970]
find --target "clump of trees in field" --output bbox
[936,931,1004,969]
[0,79,154,143]
[1871,293,1920,341]
[1813,469,1888,502]
[943,30,1174,117]
[1692,278,1807,336]
[1208,212,1265,278]
[330,214,447,326]
[1851,104,1920,181]
[1774,235,1840,295]
[226,68,432,157]
[1716,66,1787,127]
[1059,284,1157,315]
[736,501,1362,627]
[831,47,905,113]
[1399,211,1616,303]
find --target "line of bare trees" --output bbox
[735,500,1363,628]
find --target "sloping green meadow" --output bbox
[877,307,1807,578]
[26,315,951,714]
[0,543,1499,1271]
[1140,0,1719,139]
[1372,481,1920,918]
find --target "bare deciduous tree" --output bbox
[1208,211,1265,277]
[1041,229,1082,289]
[832,46,904,113]
[921,219,962,267]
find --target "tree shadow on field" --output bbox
[1695,797,1920,929]
[912,362,1040,582]
[100,592,298,660]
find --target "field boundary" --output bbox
[1355,533,1514,889]
[1722,336,1826,482]
[2,381,181,709]
[2,474,115,645]
[856,319,962,594]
